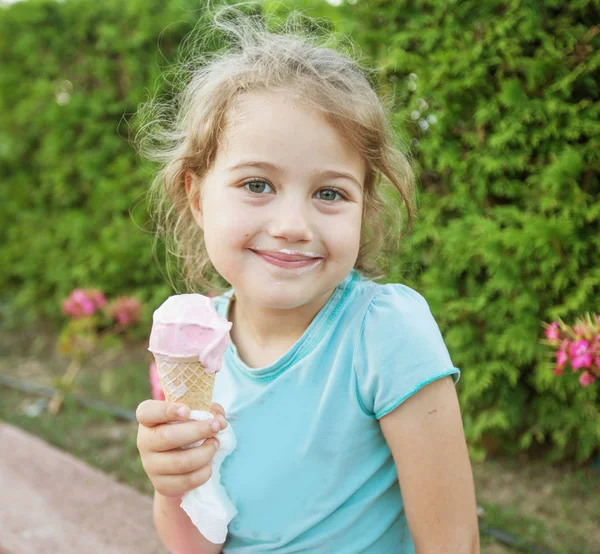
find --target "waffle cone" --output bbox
[153,354,215,412]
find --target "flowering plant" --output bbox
[542,313,600,388]
[48,288,143,414]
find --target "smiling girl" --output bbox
[135,6,480,554]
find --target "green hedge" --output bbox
[0,0,202,330]
[1,0,598,461]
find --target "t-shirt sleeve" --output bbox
[353,284,460,419]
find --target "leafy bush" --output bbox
[0,0,202,328]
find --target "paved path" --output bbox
[0,422,168,554]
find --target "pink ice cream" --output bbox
[148,294,232,374]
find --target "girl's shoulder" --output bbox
[351,276,459,419]
[350,274,453,370]
[351,274,434,329]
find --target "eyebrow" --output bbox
[227,160,363,191]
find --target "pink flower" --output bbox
[149,360,165,401]
[89,290,106,309]
[107,297,142,327]
[82,299,96,315]
[579,371,595,387]
[545,322,560,341]
[72,289,87,302]
[117,312,132,325]
[543,314,599,386]
[569,340,592,370]
[61,298,76,317]
[62,288,105,318]
[556,349,568,369]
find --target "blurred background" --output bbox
[0,0,598,552]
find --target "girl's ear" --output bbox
[184,170,204,229]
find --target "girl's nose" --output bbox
[266,202,313,243]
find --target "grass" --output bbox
[473,457,599,553]
[1,327,598,554]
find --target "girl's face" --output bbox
[187,90,365,310]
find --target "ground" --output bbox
[0,325,598,554]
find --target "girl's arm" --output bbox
[379,376,480,554]
[154,491,223,554]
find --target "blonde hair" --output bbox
[135,4,416,294]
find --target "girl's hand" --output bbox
[136,399,228,499]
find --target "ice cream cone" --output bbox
[153,354,215,412]
[148,293,231,413]
[148,294,237,542]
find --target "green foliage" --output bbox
[294,0,599,462]
[0,0,202,328]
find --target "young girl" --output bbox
[136,7,480,554]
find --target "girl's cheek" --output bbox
[205,209,255,250]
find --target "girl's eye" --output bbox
[244,180,273,194]
[315,188,346,202]
[243,180,346,202]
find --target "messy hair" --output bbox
[135,4,416,294]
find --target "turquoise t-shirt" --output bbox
[211,269,460,553]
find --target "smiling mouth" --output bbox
[247,247,325,270]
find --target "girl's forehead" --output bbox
[218,91,365,179]
[224,90,308,131]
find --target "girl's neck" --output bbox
[228,289,334,350]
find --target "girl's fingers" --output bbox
[154,464,214,498]
[136,399,190,427]
[210,402,225,418]
[136,400,227,429]
[148,439,220,476]
[210,402,228,429]
[146,419,219,453]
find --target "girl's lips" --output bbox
[248,248,325,269]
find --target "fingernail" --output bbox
[177,406,189,418]
[218,415,227,428]
[211,420,220,433]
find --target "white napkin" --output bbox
[180,410,238,544]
